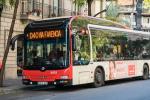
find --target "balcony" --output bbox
[20,10,42,20]
[20,1,43,20]
[118,5,135,14]
[143,8,150,13]
[20,1,81,20]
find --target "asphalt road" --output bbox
[0,78,150,100]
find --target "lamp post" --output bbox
[135,0,143,31]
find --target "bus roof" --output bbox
[24,16,130,33]
[34,16,72,22]
[88,24,150,37]
[70,16,129,29]
[78,16,129,29]
[24,16,71,32]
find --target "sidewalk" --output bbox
[0,77,24,95]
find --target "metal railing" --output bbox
[20,1,82,19]
[118,5,135,13]
[118,5,150,13]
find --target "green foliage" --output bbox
[80,51,90,60]
[0,0,15,6]
[0,0,6,5]
[91,30,110,60]
[74,0,85,8]
[73,0,86,13]
[105,2,131,27]
[144,0,150,9]
[9,0,15,6]
[71,16,128,61]
[72,16,125,30]
[72,17,89,28]
[106,2,119,21]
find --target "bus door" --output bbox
[72,31,92,85]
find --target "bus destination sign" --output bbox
[26,30,64,40]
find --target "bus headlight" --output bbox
[22,75,29,79]
[60,75,69,79]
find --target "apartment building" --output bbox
[116,0,150,31]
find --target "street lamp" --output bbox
[135,0,143,31]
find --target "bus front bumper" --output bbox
[22,79,72,86]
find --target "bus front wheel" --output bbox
[143,64,149,80]
[92,68,104,88]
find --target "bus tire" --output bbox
[92,68,104,88]
[143,64,149,80]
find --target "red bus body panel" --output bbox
[22,66,72,82]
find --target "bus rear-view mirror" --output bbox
[10,34,24,68]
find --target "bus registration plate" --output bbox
[38,82,48,85]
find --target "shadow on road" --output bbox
[21,84,90,92]
[105,77,144,86]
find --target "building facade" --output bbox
[116,0,150,31]
[0,1,24,79]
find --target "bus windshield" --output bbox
[25,39,68,68]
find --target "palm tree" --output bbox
[0,0,19,87]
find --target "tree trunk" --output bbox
[87,0,93,16]
[75,0,77,15]
[0,0,19,87]
[42,0,44,19]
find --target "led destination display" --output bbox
[27,30,64,40]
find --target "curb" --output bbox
[0,85,53,95]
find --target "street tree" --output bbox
[0,0,19,87]
[87,0,93,16]
[106,2,119,21]
[74,0,93,16]
[143,0,150,10]
[144,0,150,7]
[74,0,85,15]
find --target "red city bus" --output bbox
[11,16,150,87]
